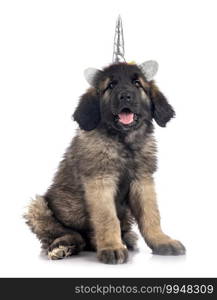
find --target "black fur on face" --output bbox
[96,63,152,133]
[73,63,175,132]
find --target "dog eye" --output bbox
[133,80,141,88]
[108,81,116,89]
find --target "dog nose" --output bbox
[118,91,132,102]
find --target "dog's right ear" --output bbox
[73,89,101,131]
[149,82,175,127]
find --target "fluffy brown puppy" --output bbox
[25,63,185,264]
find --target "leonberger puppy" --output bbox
[25,63,185,264]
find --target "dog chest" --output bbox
[115,147,138,204]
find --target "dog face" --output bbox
[97,64,152,132]
[74,63,175,132]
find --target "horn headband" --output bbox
[84,16,158,86]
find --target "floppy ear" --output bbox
[150,85,175,127]
[73,89,101,131]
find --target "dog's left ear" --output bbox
[149,84,175,127]
[73,89,101,131]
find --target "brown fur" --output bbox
[130,176,185,255]
[24,63,185,264]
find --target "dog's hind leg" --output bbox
[120,208,138,250]
[122,231,138,250]
[24,195,86,259]
[48,233,85,260]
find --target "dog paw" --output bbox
[48,245,73,260]
[122,231,138,250]
[97,246,128,264]
[152,240,186,256]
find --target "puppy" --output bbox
[25,63,185,264]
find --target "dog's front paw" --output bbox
[97,246,128,264]
[152,240,186,256]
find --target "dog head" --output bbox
[73,63,175,132]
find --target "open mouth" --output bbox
[117,108,136,125]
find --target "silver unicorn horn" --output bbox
[84,16,159,85]
[112,15,125,63]
[84,15,126,86]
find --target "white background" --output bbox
[0,0,217,277]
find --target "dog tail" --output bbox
[24,195,69,249]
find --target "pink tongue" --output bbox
[118,112,134,125]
